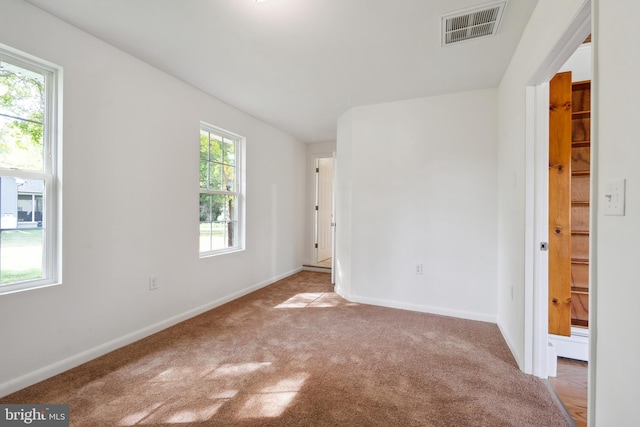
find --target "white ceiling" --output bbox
[25,0,538,143]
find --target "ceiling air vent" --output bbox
[441,1,506,46]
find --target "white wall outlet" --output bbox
[604,178,626,216]
[149,276,157,290]
[415,264,423,275]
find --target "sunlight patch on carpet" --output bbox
[275,292,355,308]
[120,403,162,426]
[151,366,201,382]
[119,391,240,425]
[163,402,225,424]
[238,372,309,418]
[209,362,271,378]
[208,389,239,399]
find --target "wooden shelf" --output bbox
[572,319,589,328]
[549,76,591,336]
[569,79,590,333]
[572,140,591,148]
[571,230,589,235]
[573,80,591,88]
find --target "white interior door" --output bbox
[331,153,336,284]
[316,158,334,262]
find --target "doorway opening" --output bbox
[548,39,592,362]
[304,155,335,273]
[524,5,591,426]
[546,36,591,427]
[314,157,334,268]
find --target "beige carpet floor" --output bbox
[1,271,571,426]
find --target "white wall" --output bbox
[496,0,588,369]
[335,113,354,297]
[307,141,337,157]
[336,89,498,322]
[593,1,640,424]
[0,0,306,396]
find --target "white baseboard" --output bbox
[497,320,524,372]
[343,293,497,324]
[548,327,589,362]
[0,267,302,398]
[547,341,558,377]
[301,266,331,273]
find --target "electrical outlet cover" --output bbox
[604,178,625,216]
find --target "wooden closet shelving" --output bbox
[570,79,591,329]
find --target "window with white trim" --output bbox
[199,123,244,256]
[0,45,61,294]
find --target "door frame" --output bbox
[306,150,336,270]
[523,1,592,378]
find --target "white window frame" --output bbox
[199,122,245,257]
[0,44,62,295]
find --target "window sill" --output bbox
[199,247,245,259]
[0,280,62,296]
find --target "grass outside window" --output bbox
[0,228,43,284]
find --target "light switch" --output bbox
[604,178,625,216]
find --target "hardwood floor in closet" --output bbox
[550,358,588,427]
